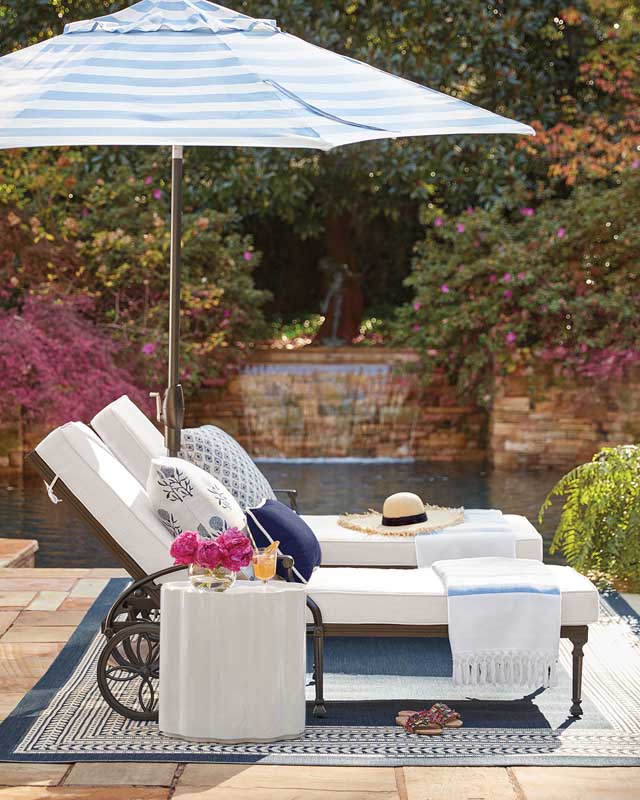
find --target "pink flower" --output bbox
[557,227,566,238]
[215,528,253,572]
[142,342,157,355]
[412,323,420,332]
[144,176,153,185]
[466,206,474,214]
[506,331,517,345]
[519,207,535,217]
[503,272,512,282]
[196,539,223,570]
[440,284,450,293]
[413,300,421,311]
[503,289,513,300]
[489,274,497,283]
[456,223,465,234]
[243,251,253,261]
[434,216,444,227]
[222,309,231,318]
[580,343,588,353]
[170,531,199,566]
[632,159,639,169]
[517,271,527,280]
[153,188,162,200]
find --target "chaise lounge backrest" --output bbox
[34,421,173,576]
[91,395,277,510]
[91,395,165,486]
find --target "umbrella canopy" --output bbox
[0,0,535,453]
[0,0,534,149]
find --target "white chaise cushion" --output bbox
[305,513,543,566]
[306,565,599,627]
[35,422,172,575]
[147,456,246,539]
[91,395,165,486]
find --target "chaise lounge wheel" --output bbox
[97,622,160,721]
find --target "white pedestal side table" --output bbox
[159,580,307,742]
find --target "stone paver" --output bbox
[0,611,18,636]
[404,767,518,800]
[0,788,169,799]
[58,597,94,611]
[513,767,640,800]
[0,579,76,593]
[68,580,108,599]
[1,626,76,643]
[0,691,23,721]
[0,592,37,609]
[14,611,85,628]
[179,764,398,792]
[0,763,70,786]
[65,763,177,787]
[0,642,62,679]
[175,790,398,800]
[26,593,68,612]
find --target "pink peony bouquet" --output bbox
[169,528,253,573]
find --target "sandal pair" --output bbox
[395,703,463,735]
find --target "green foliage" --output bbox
[394,171,640,402]
[0,149,270,390]
[539,445,640,589]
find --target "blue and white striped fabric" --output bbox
[433,557,561,689]
[0,0,534,151]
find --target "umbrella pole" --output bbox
[164,144,185,456]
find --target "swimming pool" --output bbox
[0,461,566,568]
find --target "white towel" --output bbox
[433,557,561,689]
[414,509,516,567]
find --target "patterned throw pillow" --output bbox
[147,456,246,539]
[179,425,276,510]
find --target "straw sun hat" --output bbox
[339,492,464,537]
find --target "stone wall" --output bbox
[490,369,640,469]
[4,348,639,471]
[185,348,487,461]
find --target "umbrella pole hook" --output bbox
[163,144,185,456]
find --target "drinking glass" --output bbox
[252,547,277,586]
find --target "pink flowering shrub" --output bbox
[0,294,148,424]
[396,172,640,402]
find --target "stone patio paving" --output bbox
[1,567,639,800]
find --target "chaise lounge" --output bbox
[28,419,599,722]
[90,396,546,566]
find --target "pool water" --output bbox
[0,462,566,568]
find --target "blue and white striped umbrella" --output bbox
[0,0,534,452]
[0,0,534,150]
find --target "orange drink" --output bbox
[253,544,278,585]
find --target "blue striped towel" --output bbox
[433,557,561,689]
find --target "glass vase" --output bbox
[189,564,236,592]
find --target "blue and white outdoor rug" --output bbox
[1,578,639,766]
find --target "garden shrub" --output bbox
[395,171,640,403]
[540,445,640,590]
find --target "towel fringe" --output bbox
[453,650,558,689]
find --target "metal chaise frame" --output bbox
[26,449,589,722]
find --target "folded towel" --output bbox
[414,509,516,567]
[433,557,561,689]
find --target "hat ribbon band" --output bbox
[381,511,427,527]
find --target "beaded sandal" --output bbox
[397,703,463,729]
[395,708,443,735]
